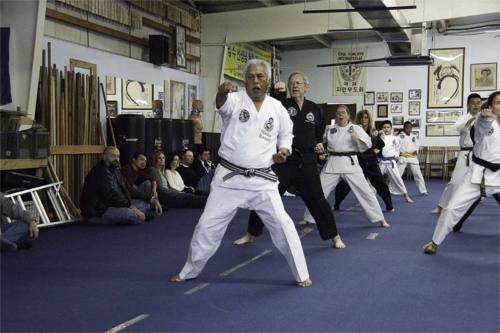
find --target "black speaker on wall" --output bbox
[149,35,170,65]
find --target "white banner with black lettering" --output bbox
[333,47,367,96]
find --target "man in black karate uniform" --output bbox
[234,72,345,248]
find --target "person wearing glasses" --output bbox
[233,71,345,249]
[300,105,390,228]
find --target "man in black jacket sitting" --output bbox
[80,146,162,224]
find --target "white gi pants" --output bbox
[379,160,408,195]
[303,170,384,223]
[398,159,427,194]
[438,150,472,209]
[431,170,500,245]
[178,184,309,283]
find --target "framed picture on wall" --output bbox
[122,80,153,109]
[377,92,389,102]
[364,91,375,105]
[409,101,420,115]
[391,104,403,113]
[426,124,459,136]
[363,105,373,113]
[393,127,403,135]
[170,80,186,119]
[427,48,465,108]
[106,76,116,95]
[176,25,187,68]
[409,89,421,99]
[374,120,385,131]
[188,84,198,119]
[390,92,403,102]
[106,101,117,118]
[377,104,388,117]
[392,116,404,125]
[470,62,497,91]
[408,118,421,129]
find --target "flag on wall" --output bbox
[1,28,12,105]
[333,47,367,96]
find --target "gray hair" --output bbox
[288,71,309,85]
[243,59,271,81]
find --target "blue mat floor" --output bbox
[1,179,499,332]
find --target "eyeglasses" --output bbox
[289,81,305,86]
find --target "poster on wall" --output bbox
[470,62,497,91]
[170,81,186,119]
[122,80,153,109]
[427,48,465,109]
[188,85,197,119]
[333,47,367,96]
[224,43,272,81]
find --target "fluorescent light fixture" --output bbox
[317,55,433,67]
[303,5,416,14]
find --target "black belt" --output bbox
[460,147,473,151]
[329,151,357,165]
[220,158,278,182]
[472,154,500,172]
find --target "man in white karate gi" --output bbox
[171,59,312,287]
[424,91,500,254]
[301,105,390,228]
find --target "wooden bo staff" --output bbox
[100,82,116,147]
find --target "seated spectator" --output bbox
[146,150,207,209]
[80,146,162,225]
[190,146,216,178]
[120,152,158,198]
[166,153,195,193]
[176,149,200,190]
[1,193,39,252]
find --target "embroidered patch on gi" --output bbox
[487,127,494,135]
[348,126,354,134]
[305,112,315,123]
[288,107,298,117]
[400,134,405,139]
[330,127,338,134]
[412,137,416,142]
[392,139,396,146]
[239,109,250,122]
[264,117,275,131]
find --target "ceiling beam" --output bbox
[313,35,332,47]
[303,5,416,14]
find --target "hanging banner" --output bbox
[333,47,367,96]
[224,43,272,81]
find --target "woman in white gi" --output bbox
[431,93,482,214]
[301,106,390,228]
[171,59,312,287]
[424,91,500,254]
[397,121,428,195]
[378,120,413,203]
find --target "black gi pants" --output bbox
[334,154,393,211]
[247,157,338,240]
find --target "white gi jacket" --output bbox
[398,132,419,165]
[470,116,500,186]
[380,134,400,159]
[214,90,294,190]
[454,113,475,148]
[323,123,371,174]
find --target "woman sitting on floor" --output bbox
[146,150,207,209]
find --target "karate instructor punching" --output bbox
[171,59,312,287]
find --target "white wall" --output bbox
[279,32,500,146]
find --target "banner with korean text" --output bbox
[333,47,367,96]
[224,43,272,81]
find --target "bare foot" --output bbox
[404,194,413,203]
[380,220,390,228]
[170,275,183,282]
[431,206,442,214]
[233,233,254,245]
[297,278,312,287]
[332,235,346,249]
[298,219,310,226]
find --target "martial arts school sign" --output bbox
[333,47,367,96]
[224,43,272,81]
